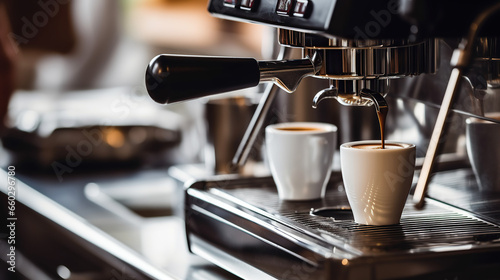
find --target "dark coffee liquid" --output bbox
[352,143,405,149]
[277,127,324,132]
[377,107,388,149]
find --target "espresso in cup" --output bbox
[350,143,410,150]
[276,127,325,132]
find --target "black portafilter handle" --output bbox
[145,54,260,104]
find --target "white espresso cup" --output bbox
[340,140,416,225]
[266,122,337,200]
[466,114,500,192]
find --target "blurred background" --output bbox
[2,0,268,168]
[0,1,268,279]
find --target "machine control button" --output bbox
[223,0,238,8]
[240,0,257,10]
[293,0,309,17]
[276,0,294,16]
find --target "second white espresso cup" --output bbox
[266,122,337,200]
[340,140,416,225]
[466,114,500,192]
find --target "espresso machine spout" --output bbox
[312,83,338,108]
[312,81,388,112]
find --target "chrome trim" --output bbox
[258,52,321,93]
[304,39,438,80]
[278,29,412,48]
[312,79,389,108]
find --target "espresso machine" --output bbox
[146,1,500,279]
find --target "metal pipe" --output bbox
[231,46,291,169]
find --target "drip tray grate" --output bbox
[210,185,500,254]
[188,173,500,279]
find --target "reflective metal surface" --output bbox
[280,30,438,80]
[205,96,257,174]
[0,169,175,280]
[258,51,322,93]
[313,81,388,108]
[278,29,413,48]
[474,37,500,87]
[185,172,500,280]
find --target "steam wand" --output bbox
[230,46,289,169]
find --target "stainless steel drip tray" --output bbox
[185,172,500,280]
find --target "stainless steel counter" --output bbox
[0,163,241,280]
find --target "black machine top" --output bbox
[208,0,500,39]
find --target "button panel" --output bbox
[221,0,309,17]
[209,0,329,34]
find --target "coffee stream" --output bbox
[377,106,388,149]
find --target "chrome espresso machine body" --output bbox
[145,1,500,279]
